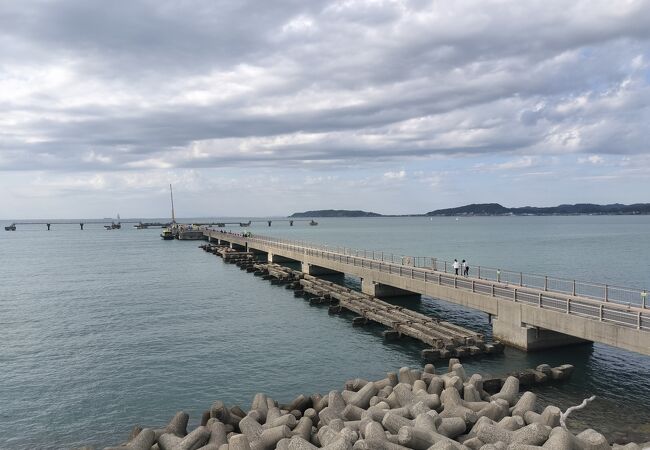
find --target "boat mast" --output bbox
[170,184,176,224]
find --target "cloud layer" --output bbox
[1,0,649,216]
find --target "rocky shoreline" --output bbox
[89,360,644,450]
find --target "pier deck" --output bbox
[205,230,650,356]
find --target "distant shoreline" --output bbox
[289,203,650,218]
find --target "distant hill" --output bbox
[290,209,383,218]
[427,203,510,216]
[426,203,650,216]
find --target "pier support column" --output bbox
[301,262,344,276]
[268,253,298,263]
[361,278,421,299]
[492,304,591,351]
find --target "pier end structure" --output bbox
[205,230,650,356]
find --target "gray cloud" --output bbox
[1,0,649,173]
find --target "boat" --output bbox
[160,227,174,240]
[309,220,318,226]
[239,221,251,227]
[162,184,178,240]
[4,223,16,231]
[104,222,121,230]
[134,222,149,229]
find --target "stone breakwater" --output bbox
[93,360,642,450]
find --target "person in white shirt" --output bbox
[461,259,467,276]
[453,259,460,275]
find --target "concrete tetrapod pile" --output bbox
[98,360,642,450]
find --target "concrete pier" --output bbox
[302,263,343,276]
[492,311,590,351]
[204,230,650,356]
[361,279,421,299]
[268,253,298,263]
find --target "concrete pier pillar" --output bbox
[268,253,298,263]
[492,305,591,351]
[361,278,421,299]
[302,262,344,276]
[230,242,247,251]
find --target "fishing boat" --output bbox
[239,221,251,227]
[134,222,149,229]
[309,220,318,226]
[4,223,16,231]
[104,221,121,230]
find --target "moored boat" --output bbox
[160,227,174,240]
[162,184,177,240]
[4,223,16,231]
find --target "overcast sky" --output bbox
[1,0,649,218]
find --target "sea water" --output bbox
[0,216,649,449]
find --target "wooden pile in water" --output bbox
[95,360,637,450]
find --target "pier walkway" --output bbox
[3,219,312,230]
[205,230,650,356]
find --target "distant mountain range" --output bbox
[290,203,650,217]
[426,203,650,216]
[289,209,382,218]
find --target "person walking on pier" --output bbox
[453,259,460,275]
[461,259,467,276]
[463,260,470,276]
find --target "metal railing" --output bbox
[207,230,649,332]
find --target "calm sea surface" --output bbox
[1,216,649,449]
